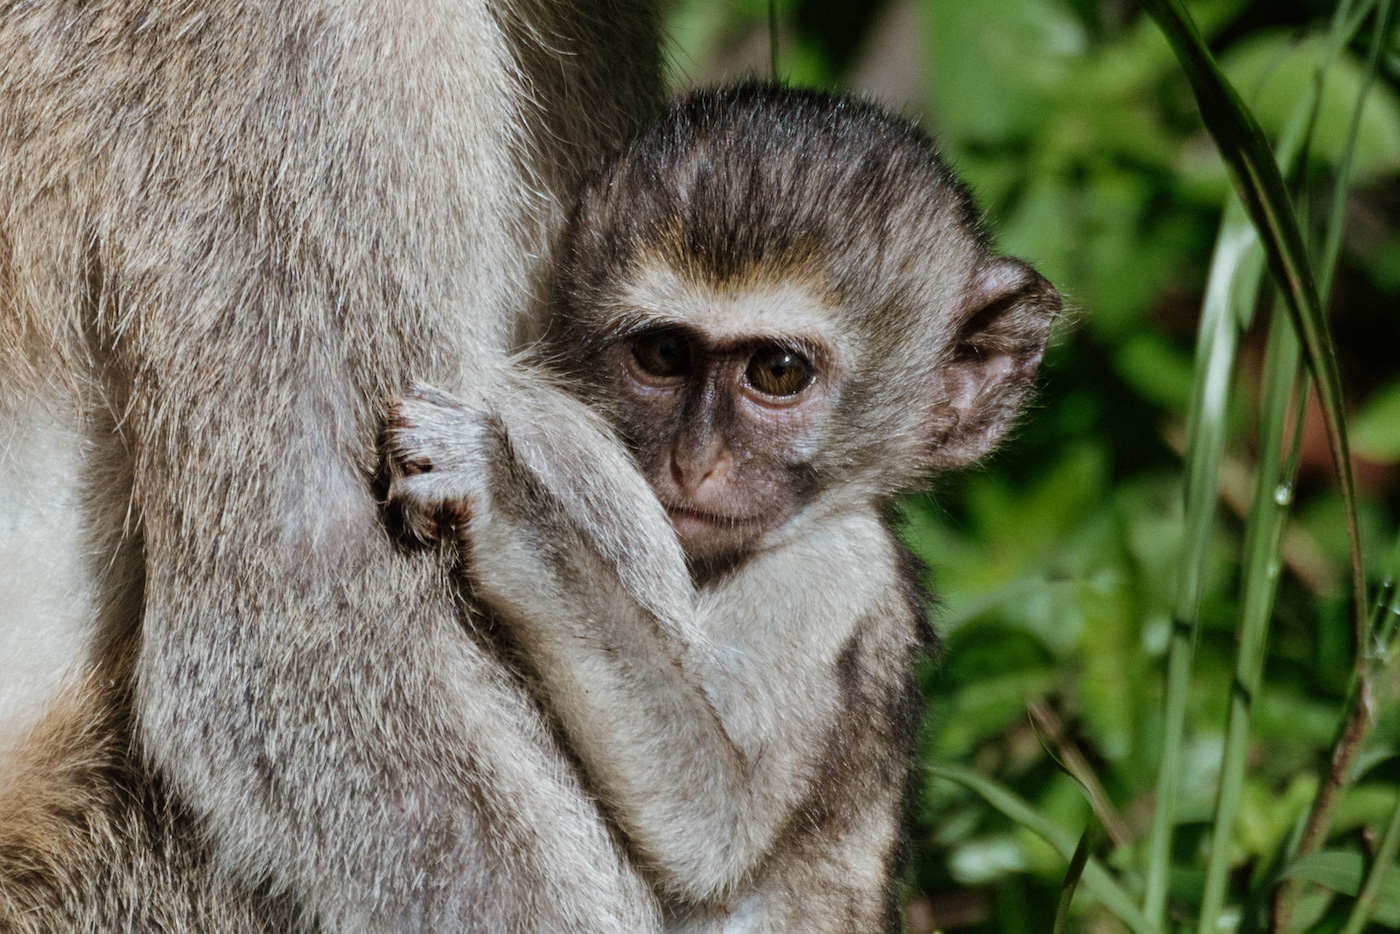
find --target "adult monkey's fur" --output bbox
[0,2,668,930]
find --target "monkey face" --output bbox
[593,285,841,564]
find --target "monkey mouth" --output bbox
[666,505,748,524]
[664,505,768,541]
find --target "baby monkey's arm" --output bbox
[384,385,912,905]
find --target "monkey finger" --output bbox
[386,453,496,544]
[382,390,498,550]
[384,393,493,481]
[382,491,444,545]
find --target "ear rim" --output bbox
[923,255,1060,471]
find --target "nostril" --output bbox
[695,450,731,494]
[671,441,729,495]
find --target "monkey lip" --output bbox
[663,506,779,558]
[664,505,762,533]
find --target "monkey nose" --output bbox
[670,444,731,498]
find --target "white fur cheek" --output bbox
[0,400,98,759]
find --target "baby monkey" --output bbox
[385,83,1059,931]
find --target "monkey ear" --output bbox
[924,256,1060,470]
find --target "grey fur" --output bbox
[0,2,668,930]
[385,85,1061,933]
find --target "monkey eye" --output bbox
[630,329,693,379]
[746,346,814,397]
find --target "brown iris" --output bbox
[746,346,813,397]
[631,330,692,378]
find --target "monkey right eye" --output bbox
[630,330,693,378]
[746,346,814,397]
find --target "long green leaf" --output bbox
[1318,0,1388,301]
[1149,190,1256,926]
[1159,48,1319,934]
[1140,2,1375,926]
[1196,5,1387,920]
[1140,0,1366,724]
[1272,3,1395,926]
[1199,308,1306,933]
[1054,816,1100,934]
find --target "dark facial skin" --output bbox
[600,323,836,564]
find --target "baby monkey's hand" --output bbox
[386,375,693,630]
[383,383,494,549]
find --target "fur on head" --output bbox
[547,82,1060,502]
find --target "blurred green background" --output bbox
[660,1,1400,930]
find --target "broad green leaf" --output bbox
[927,764,1158,934]
[1222,32,1400,178]
[1282,851,1400,925]
[920,0,1086,146]
[1341,791,1400,934]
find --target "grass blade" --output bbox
[1271,3,1396,925]
[927,764,1158,934]
[1028,699,1133,848]
[1147,190,1254,924]
[1053,816,1101,934]
[1318,0,1388,303]
[1198,307,1306,933]
[1154,74,1313,934]
[1139,0,1367,761]
[1140,2,1382,924]
[1197,5,1384,919]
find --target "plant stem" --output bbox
[1197,309,1305,933]
[1269,2,1394,926]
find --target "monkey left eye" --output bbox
[631,329,693,379]
[746,346,814,397]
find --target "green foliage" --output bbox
[1353,381,1400,460]
[664,1,1400,930]
[1283,850,1400,926]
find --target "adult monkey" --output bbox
[0,2,670,930]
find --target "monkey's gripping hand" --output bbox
[384,385,494,547]
[384,380,694,632]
